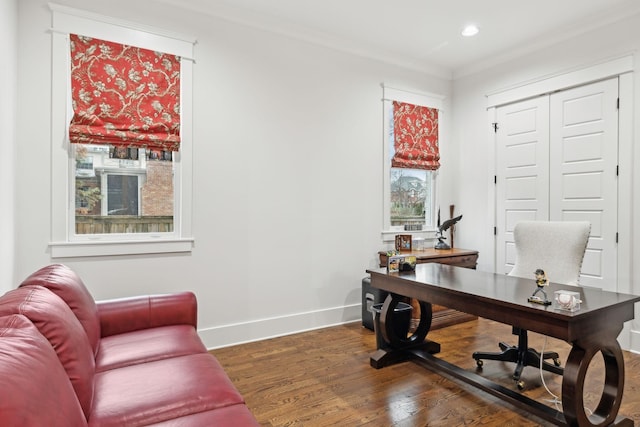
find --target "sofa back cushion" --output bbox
[20,264,101,355]
[0,314,87,426]
[0,286,95,420]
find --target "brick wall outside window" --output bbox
[141,161,173,216]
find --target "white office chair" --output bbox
[473,221,591,389]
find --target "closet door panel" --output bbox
[495,97,550,274]
[550,78,619,291]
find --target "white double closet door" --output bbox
[495,77,619,291]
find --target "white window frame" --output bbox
[381,85,444,243]
[48,4,196,257]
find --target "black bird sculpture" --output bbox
[435,214,462,249]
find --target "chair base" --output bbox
[472,328,563,387]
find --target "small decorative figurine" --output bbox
[535,269,547,286]
[434,208,463,250]
[528,268,552,305]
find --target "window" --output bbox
[49,4,195,257]
[68,32,180,237]
[390,168,431,230]
[73,144,174,233]
[381,85,444,240]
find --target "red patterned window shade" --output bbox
[69,34,181,151]
[392,101,439,170]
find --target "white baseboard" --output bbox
[200,305,640,354]
[200,303,362,350]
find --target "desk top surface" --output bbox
[367,263,640,323]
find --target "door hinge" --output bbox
[494,175,497,184]
[616,232,619,243]
[616,165,619,176]
[494,226,497,236]
[617,98,620,110]
[492,122,499,133]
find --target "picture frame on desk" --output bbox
[395,234,412,252]
[388,256,401,273]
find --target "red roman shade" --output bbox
[392,101,440,170]
[69,34,181,151]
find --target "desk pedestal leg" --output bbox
[562,337,632,426]
[370,294,440,369]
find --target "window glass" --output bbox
[390,168,432,230]
[73,143,174,235]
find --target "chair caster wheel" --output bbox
[553,358,561,367]
[475,359,483,368]
[516,380,525,390]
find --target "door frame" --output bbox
[485,55,633,298]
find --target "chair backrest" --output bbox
[509,221,591,286]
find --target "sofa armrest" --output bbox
[97,292,198,337]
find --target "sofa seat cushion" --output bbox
[96,324,207,372]
[20,263,101,356]
[90,353,245,427]
[0,285,95,420]
[0,314,87,427]
[145,404,260,426]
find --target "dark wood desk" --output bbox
[378,248,478,329]
[366,263,640,427]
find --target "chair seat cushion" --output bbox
[96,324,207,372]
[90,353,245,427]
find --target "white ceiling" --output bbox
[157,0,640,79]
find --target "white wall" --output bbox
[452,12,640,350]
[0,0,17,293]
[15,0,451,348]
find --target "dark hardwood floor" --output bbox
[211,318,640,426]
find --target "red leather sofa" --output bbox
[0,264,260,426]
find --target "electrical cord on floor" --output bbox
[538,335,593,416]
[538,335,562,410]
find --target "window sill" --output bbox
[49,238,194,258]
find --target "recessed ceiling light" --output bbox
[461,25,479,37]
